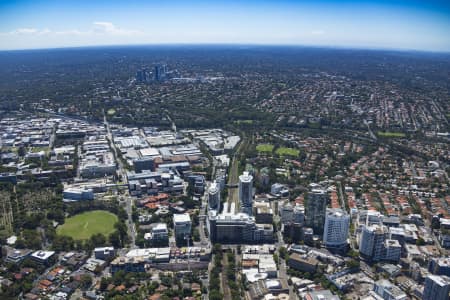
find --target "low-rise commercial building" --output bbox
[30,250,56,265]
[373,279,407,300]
[287,253,318,273]
[63,188,94,201]
[94,247,116,260]
[144,223,169,245]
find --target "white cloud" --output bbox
[12,28,39,34]
[2,22,141,37]
[93,21,141,35]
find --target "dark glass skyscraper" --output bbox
[305,189,329,234]
[154,64,167,81]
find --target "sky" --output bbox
[0,0,449,52]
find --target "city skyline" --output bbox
[0,0,450,52]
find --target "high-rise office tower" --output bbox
[239,171,253,215]
[305,189,328,234]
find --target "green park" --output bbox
[57,210,118,240]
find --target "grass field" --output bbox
[30,146,48,153]
[57,210,118,240]
[234,120,253,124]
[256,144,274,153]
[107,108,116,116]
[276,147,299,157]
[377,131,406,138]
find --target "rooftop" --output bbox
[31,250,55,261]
[173,213,191,224]
[427,275,450,286]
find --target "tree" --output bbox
[279,246,288,260]
[80,274,93,289]
[109,231,121,248]
[90,233,107,247]
[346,259,360,269]
[47,209,65,225]
[273,253,279,265]
[209,289,223,300]
[192,228,200,242]
[114,221,129,246]
[52,235,74,251]
[100,277,109,291]
[18,146,26,157]
[19,229,42,249]
[213,243,222,255]
[347,249,359,259]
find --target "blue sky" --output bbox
[0,0,449,51]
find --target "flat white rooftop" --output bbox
[174,213,191,224]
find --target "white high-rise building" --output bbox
[323,208,350,249]
[208,181,220,211]
[359,224,388,261]
[239,171,253,214]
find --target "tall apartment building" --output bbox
[359,224,389,261]
[208,181,221,211]
[357,210,383,228]
[239,171,253,215]
[305,189,328,234]
[279,202,305,225]
[323,208,350,250]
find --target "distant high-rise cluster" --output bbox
[135,68,150,83]
[154,64,167,82]
[135,64,170,84]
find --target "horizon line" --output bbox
[1,42,450,55]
